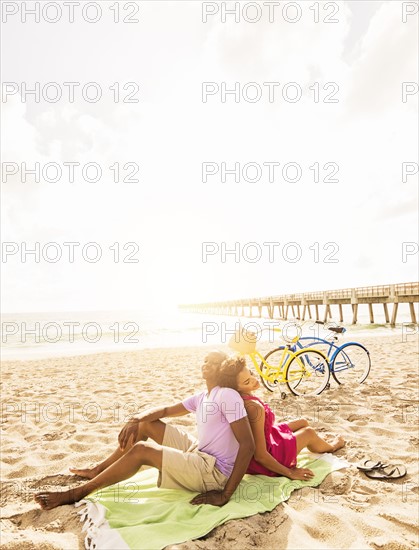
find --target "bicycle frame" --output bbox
[296,336,367,369]
[229,326,329,388]
[246,345,328,384]
[297,336,339,364]
[248,350,289,383]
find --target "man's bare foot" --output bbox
[330,435,345,452]
[35,489,78,510]
[69,466,100,479]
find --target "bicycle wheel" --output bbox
[260,347,287,392]
[297,337,338,384]
[331,343,371,385]
[285,349,330,396]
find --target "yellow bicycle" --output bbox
[229,327,330,397]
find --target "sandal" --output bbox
[356,460,389,472]
[364,465,407,480]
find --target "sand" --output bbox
[1,334,418,549]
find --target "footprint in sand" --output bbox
[352,478,378,496]
[7,465,37,479]
[31,474,76,488]
[44,519,64,532]
[74,433,90,442]
[69,442,89,452]
[49,453,66,461]
[320,471,352,496]
[1,455,20,465]
[42,432,63,441]
[370,538,415,550]
[379,512,419,536]
[347,413,373,426]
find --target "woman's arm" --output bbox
[244,401,313,480]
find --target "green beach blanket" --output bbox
[76,452,348,550]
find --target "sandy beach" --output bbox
[1,333,418,550]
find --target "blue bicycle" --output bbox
[261,322,371,392]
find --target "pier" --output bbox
[180,282,419,326]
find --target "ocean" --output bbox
[1,303,416,361]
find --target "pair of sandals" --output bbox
[357,460,407,480]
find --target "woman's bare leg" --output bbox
[36,441,163,510]
[70,420,166,479]
[287,418,309,432]
[295,427,345,454]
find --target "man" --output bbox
[35,351,255,509]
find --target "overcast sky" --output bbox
[1,0,418,312]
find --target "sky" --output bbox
[1,0,418,312]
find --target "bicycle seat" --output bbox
[329,326,345,334]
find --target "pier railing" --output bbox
[180,282,419,325]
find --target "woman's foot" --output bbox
[330,434,345,452]
[69,466,100,479]
[35,489,79,510]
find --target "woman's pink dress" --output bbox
[243,394,297,476]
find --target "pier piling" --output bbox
[181,283,419,326]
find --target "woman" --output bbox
[216,356,345,481]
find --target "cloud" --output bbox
[345,1,418,115]
[1,1,417,311]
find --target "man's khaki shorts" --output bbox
[157,423,228,493]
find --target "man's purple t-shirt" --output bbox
[182,386,247,477]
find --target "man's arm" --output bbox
[190,416,255,506]
[133,403,189,422]
[119,403,189,450]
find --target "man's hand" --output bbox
[118,417,139,451]
[190,490,230,507]
[288,467,314,481]
[117,404,189,451]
